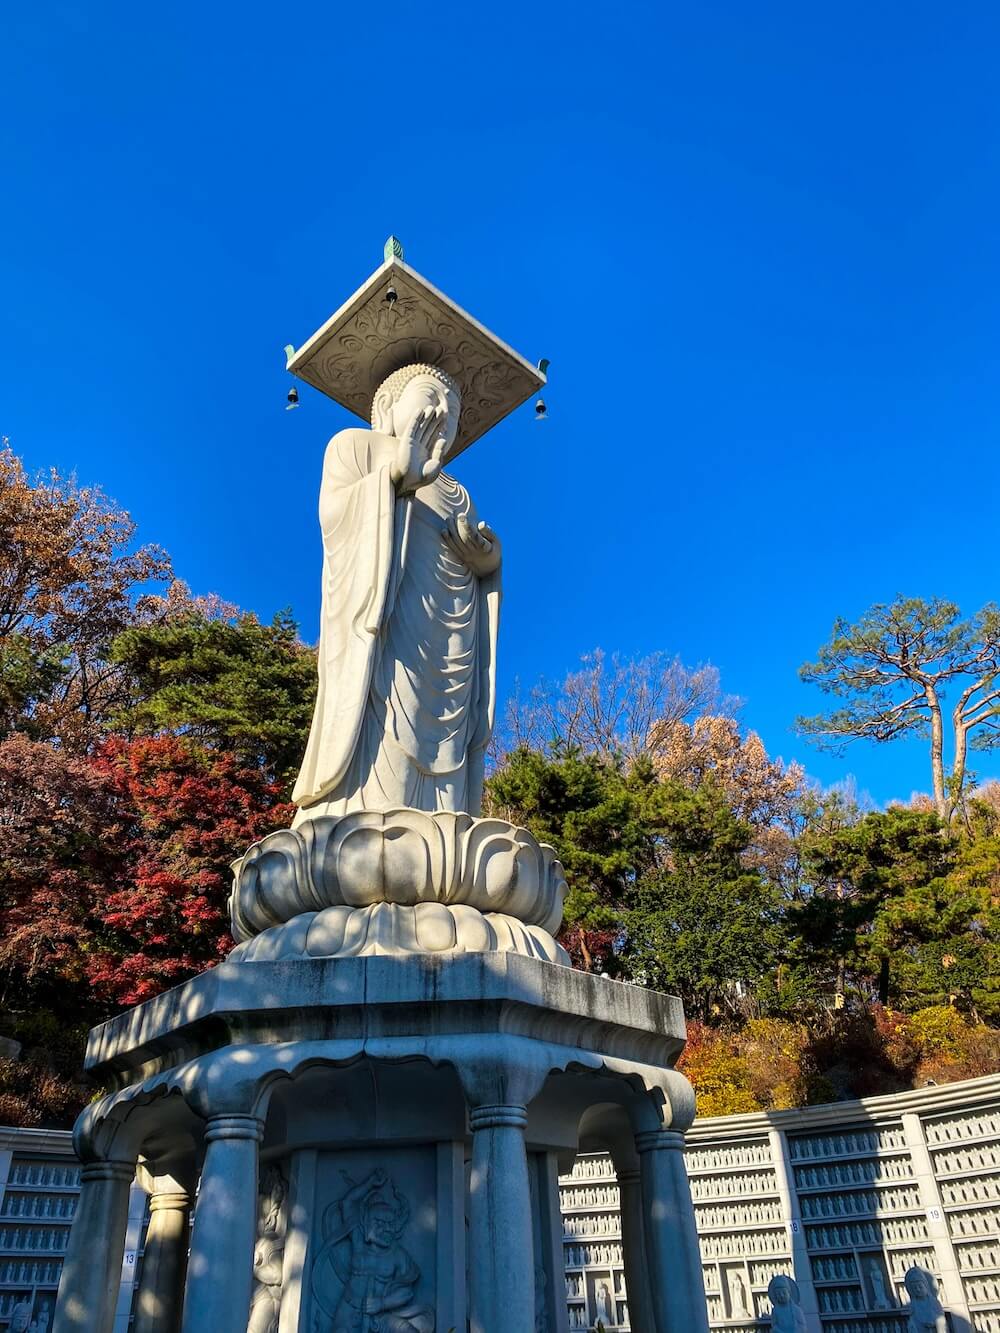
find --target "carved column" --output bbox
[181,1115,263,1333]
[901,1111,972,1321]
[616,1166,656,1333]
[468,1102,535,1333]
[133,1181,192,1333]
[52,1158,135,1333]
[636,1129,710,1333]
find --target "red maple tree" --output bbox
[0,733,293,1011]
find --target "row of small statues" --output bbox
[0,1263,61,1285]
[818,1286,866,1313]
[963,1275,1000,1304]
[563,1243,622,1267]
[800,1186,919,1219]
[686,1143,772,1171]
[696,1200,783,1228]
[561,1186,620,1208]
[957,1239,1000,1268]
[0,1228,68,1252]
[950,1207,999,1236]
[7,1165,79,1189]
[789,1131,904,1160]
[563,1213,622,1238]
[811,1254,867,1281]
[925,1112,1000,1144]
[567,1156,618,1181]
[796,1158,912,1187]
[1,1195,75,1219]
[940,1174,1000,1203]
[691,1170,778,1200]
[808,1218,927,1247]
[700,1229,785,1258]
[932,1143,1000,1174]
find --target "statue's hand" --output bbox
[391,404,448,493]
[445,515,501,577]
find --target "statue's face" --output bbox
[771,1278,795,1306]
[910,1277,928,1298]
[364,1200,403,1248]
[393,376,461,455]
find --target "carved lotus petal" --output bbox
[228,902,570,965]
[229,809,566,959]
[413,902,457,952]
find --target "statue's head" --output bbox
[768,1275,797,1307]
[904,1268,933,1301]
[371,363,461,457]
[361,1178,409,1248]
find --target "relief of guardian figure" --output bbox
[310,1169,434,1333]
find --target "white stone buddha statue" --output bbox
[292,363,501,824]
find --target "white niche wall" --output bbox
[558,1074,1000,1333]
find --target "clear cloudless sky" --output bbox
[2,2,999,806]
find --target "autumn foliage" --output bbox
[0,448,309,1121]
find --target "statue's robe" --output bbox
[292,428,500,822]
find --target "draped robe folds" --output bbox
[292,428,500,823]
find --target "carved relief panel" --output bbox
[304,1148,437,1333]
[248,1161,288,1333]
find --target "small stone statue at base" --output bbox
[10,1300,32,1333]
[903,1268,948,1333]
[768,1275,806,1332]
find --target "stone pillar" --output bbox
[133,1181,192,1333]
[768,1127,822,1330]
[181,1114,263,1333]
[52,1158,135,1333]
[636,1130,710,1333]
[468,1102,535,1333]
[617,1166,656,1333]
[901,1111,971,1320]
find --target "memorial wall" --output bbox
[0,1127,143,1331]
[559,1073,1000,1333]
[2,1073,997,1330]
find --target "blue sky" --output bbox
[3,2,999,806]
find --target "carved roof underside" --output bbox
[285,258,545,458]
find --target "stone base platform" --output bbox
[53,955,710,1333]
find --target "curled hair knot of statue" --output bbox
[371,363,460,425]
